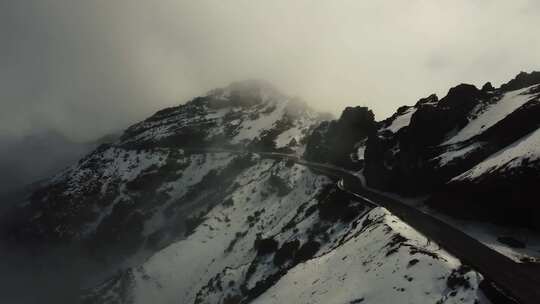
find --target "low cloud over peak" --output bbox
[1,1,540,141]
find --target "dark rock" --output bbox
[304,106,375,168]
[254,237,279,255]
[481,82,495,92]
[317,186,362,222]
[273,240,300,266]
[447,265,472,290]
[414,94,438,106]
[294,240,321,263]
[499,71,540,92]
[267,174,292,197]
[364,80,510,195]
[408,259,420,267]
[409,84,482,146]
[497,236,526,249]
[222,294,242,304]
[480,280,520,304]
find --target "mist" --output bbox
[1,0,540,142]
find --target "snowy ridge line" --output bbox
[251,206,485,304]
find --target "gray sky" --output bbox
[1,0,540,141]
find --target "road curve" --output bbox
[264,151,540,304]
[190,149,540,304]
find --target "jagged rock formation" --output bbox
[363,71,540,229]
[299,71,540,230]
[304,106,375,169]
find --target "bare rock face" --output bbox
[481,82,495,92]
[304,106,375,168]
[500,71,540,92]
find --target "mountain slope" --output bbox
[2,80,324,252]
[83,173,487,304]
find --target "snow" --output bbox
[443,84,539,145]
[357,145,366,160]
[126,161,331,304]
[275,114,320,150]
[252,208,486,304]
[382,107,417,133]
[275,126,302,148]
[118,81,323,154]
[453,127,540,181]
[433,142,483,166]
[143,153,236,235]
[158,153,233,198]
[89,164,488,304]
[231,100,287,144]
[204,107,230,119]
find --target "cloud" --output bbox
[1,0,539,140]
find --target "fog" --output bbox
[1,0,540,141]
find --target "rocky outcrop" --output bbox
[500,71,540,92]
[304,106,375,168]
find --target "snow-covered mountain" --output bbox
[119,80,326,154]
[2,81,324,255]
[4,75,540,303]
[84,185,486,304]
[306,71,540,230]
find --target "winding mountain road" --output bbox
[268,152,540,304]
[190,149,540,304]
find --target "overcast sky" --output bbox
[1,0,540,141]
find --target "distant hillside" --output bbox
[0,130,118,208]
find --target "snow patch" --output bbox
[453,127,540,181]
[444,84,539,145]
[434,142,483,166]
[382,107,417,133]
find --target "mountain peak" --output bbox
[206,79,284,105]
[414,94,438,106]
[118,80,325,152]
